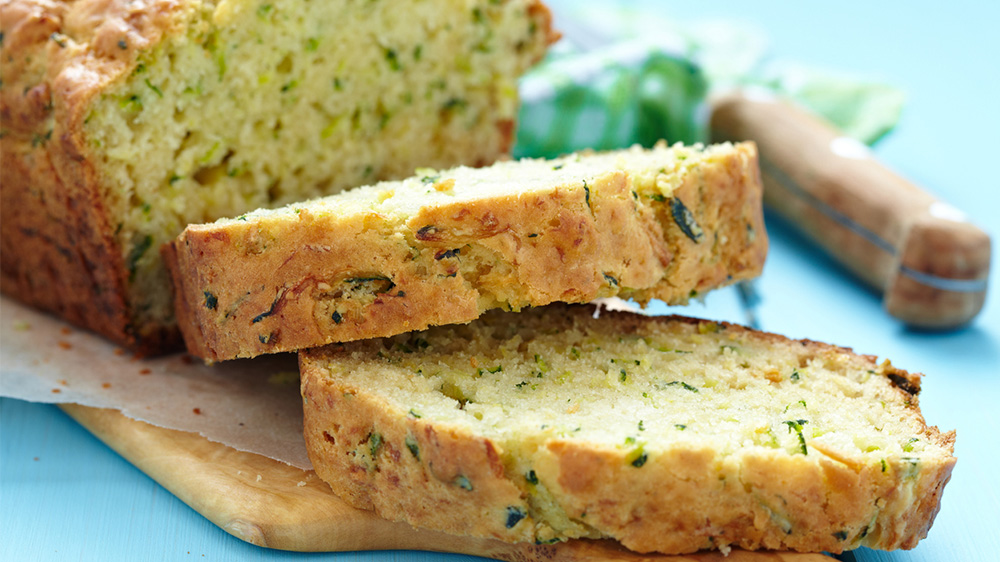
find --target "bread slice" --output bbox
[299,304,955,554]
[165,141,767,361]
[0,0,554,354]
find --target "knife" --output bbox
[711,90,991,329]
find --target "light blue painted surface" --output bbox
[2,2,997,560]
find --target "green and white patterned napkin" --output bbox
[514,8,905,158]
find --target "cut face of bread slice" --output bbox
[166,142,767,361]
[0,0,553,354]
[299,304,955,554]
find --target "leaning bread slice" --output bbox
[165,142,767,361]
[299,304,955,555]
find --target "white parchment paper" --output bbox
[0,296,312,469]
[0,295,641,471]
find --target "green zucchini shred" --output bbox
[202,291,218,310]
[782,419,809,455]
[505,506,526,528]
[126,235,153,281]
[405,436,420,460]
[629,448,648,468]
[670,197,704,243]
[368,432,383,458]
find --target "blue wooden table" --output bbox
[3,2,998,560]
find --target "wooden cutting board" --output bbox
[59,404,831,561]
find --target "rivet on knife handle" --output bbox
[710,90,991,329]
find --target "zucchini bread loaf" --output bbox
[300,304,955,554]
[0,0,554,354]
[165,142,767,361]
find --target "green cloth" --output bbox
[515,43,708,158]
[514,10,905,158]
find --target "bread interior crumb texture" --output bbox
[314,308,950,542]
[221,142,731,223]
[83,0,549,334]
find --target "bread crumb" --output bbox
[57,341,72,350]
[433,178,456,192]
[60,327,72,335]
[102,382,112,389]
[193,408,202,415]
[139,368,152,375]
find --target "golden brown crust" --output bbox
[301,369,537,542]
[299,305,956,554]
[632,142,767,304]
[167,143,768,361]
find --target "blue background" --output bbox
[3,1,998,560]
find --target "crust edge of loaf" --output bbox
[1,0,193,354]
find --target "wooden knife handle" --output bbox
[710,91,991,329]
